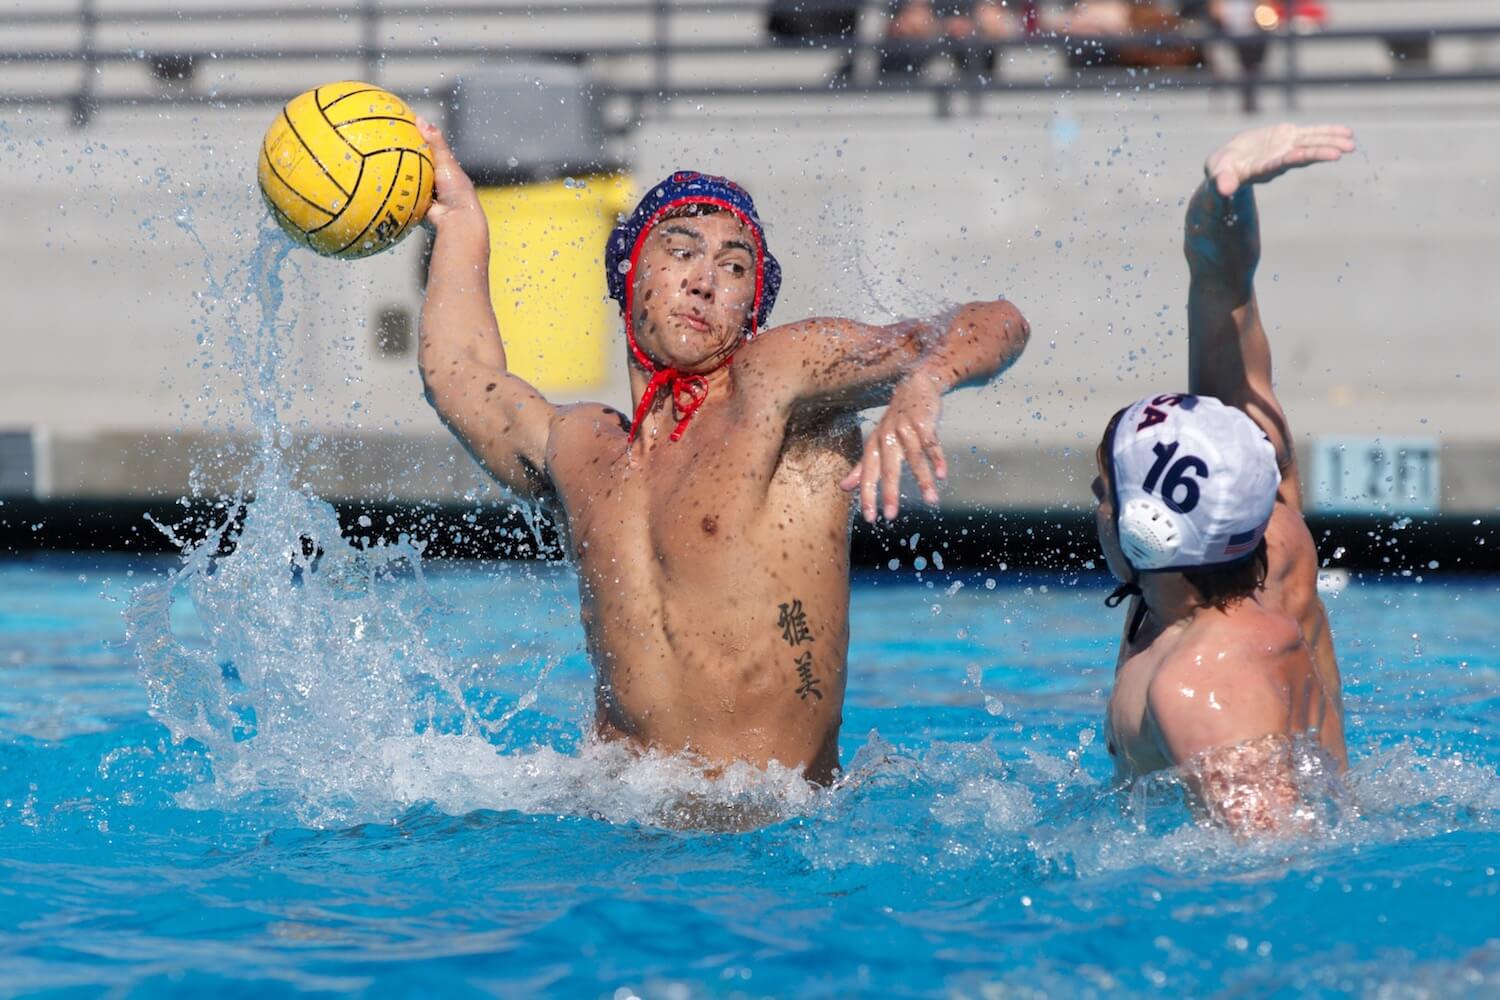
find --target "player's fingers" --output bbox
[880,431,903,520]
[416,120,481,206]
[1279,147,1313,170]
[859,439,881,523]
[918,424,948,481]
[840,444,872,493]
[899,425,938,504]
[864,443,888,522]
[1302,144,1350,163]
[1213,168,1240,198]
[1297,129,1355,155]
[415,118,456,162]
[1293,133,1347,153]
[1315,134,1357,154]
[1304,124,1355,144]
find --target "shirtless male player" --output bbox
[1093,124,1354,834]
[415,121,1029,784]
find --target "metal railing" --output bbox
[3,1,1499,125]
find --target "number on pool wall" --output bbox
[1311,436,1441,513]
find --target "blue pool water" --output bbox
[5,221,1496,997]
[2,548,1498,997]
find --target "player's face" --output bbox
[1093,445,1133,583]
[630,211,757,372]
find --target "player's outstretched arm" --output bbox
[1185,124,1355,510]
[739,299,1029,521]
[416,120,558,505]
[839,301,1030,523]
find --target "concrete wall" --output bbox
[630,99,1500,514]
[2,65,1498,512]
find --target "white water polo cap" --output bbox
[1107,394,1281,571]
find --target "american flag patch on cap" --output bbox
[1223,529,1261,558]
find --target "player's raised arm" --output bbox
[1185,124,1356,509]
[740,299,1029,522]
[416,120,558,506]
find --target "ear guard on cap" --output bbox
[1117,497,1186,570]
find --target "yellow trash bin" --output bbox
[477,174,635,393]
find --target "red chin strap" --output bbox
[626,333,729,444]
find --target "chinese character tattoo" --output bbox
[776,598,822,701]
[793,651,823,702]
[777,599,813,646]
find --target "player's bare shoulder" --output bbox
[736,316,858,370]
[735,316,917,414]
[731,318,849,409]
[545,403,631,479]
[553,401,630,437]
[1150,605,1302,712]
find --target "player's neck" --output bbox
[625,362,735,445]
[1138,572,1204,628]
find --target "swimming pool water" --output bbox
[2,551,1498,997]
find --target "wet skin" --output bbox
[415,123,1030,783]
[555,212,865,780]
[1095,458,1347,785]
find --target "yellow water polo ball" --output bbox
[257,81,434,259]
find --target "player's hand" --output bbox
[415,118,484,230]
[840,376,948,522]
[1205,123,1356,198]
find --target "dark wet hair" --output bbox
[660,201,723,221]
[1182,540,1269,611]
[1097,406,1128,506]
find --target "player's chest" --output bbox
[553,453,750,578]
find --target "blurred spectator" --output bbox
[767,0,862,85]
[879,1,1020,81]
[768,0,861,40]
[1054,1,1212,70]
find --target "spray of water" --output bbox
[121,220,828,830]
[118,219,1499,851]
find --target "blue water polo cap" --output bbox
[605,170,782,333]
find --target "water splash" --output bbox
[116,220,1500,849]
[122,222,491,825]
[120,221,827,831]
